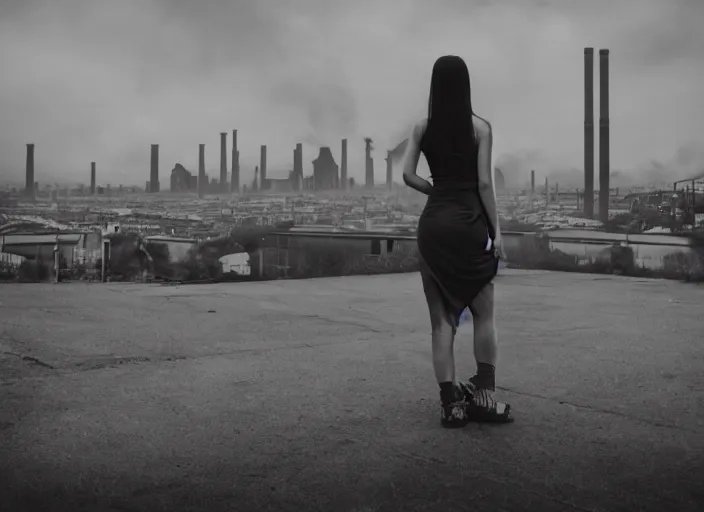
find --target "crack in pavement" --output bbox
[299,314,386,334]
[0,338,381,385]
[2,351,56,369]
[72,355,187,371]
[498,385,697,433]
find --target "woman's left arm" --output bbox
[402,120,433,195]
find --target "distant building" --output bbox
[303,176,315,190]
[312,147,339,190]
[171,164,196,193]
[264,174,289,193]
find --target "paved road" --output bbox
[1,270,702,512]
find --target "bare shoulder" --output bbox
[472,115,492,139]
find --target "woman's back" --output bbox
[420,115,488,190]
[416,110,497,290]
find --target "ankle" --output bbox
[439,381,462,403]
[470,362,496,391]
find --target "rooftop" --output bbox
[0,270,702,511]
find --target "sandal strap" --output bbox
[473,388,497,409]
[472,388,510,415]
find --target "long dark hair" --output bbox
[422,55,477,153]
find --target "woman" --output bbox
[402,55,512,428]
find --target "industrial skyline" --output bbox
[20,133,413,197]
[2,0,703,187]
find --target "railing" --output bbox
[270,229,536,241]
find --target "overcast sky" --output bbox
[1,0,703,188]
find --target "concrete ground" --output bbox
[0,269,702,512]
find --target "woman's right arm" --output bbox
[475,119,500,239]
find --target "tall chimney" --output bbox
[220,132,228,193]
[599,49,610,223]
[386,151,393,190]
[295,143,303,191]
[530,169,535,209]
[260,145,267,191]
[584,47,595,219]
[90,162,96,195]
[150,144,159,193]
[231,130,239,194]
[198,144,205,199]
[296,143,302,176]
[364,138,374,188]
[25,143,35,201]
[545,176,549,208]
[341,139,348,189]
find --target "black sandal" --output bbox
[440,384,471,428]
[462,382,514,424]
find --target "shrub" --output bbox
[145,242,171,278]
[662,251,704,281]
[0,261,16,281]
[173,225,291,282]
[17,260,51,282]
[609,245,636,275]
[303,245,347,277]
[106,233,143,281]
[181,247,224,281]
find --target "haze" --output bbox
[1,0,703,188]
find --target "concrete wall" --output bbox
[259,230,704,281]
[1,234,87,267]
[543,229,703,273]
[146,237,196,263]
[8,229,695,283]
[259,234,419,279]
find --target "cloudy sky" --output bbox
[1,0,703,188]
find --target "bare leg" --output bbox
[420,266,471,428]
[467,281,512,422]
[469,282,497,368]
[420,266,457,384]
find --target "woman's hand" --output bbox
[493,233,507,260]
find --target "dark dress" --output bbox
[417,130,499,325]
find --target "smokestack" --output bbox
[231,130,239,194]
[198,144,205,198]
[260,145,267,191]
[386,151,392,191]
[25,144,35,201]
[530,170,535,209]
[296,143,302,176]
[294,143,303,192]
[584,47,595,219]
[220,132,228,193]
[341,139,348,190]
[364,138,374,188]
[599,49,610,223]
[545,176,549,208]
[150,144,159,193]
[90,162,96,195]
